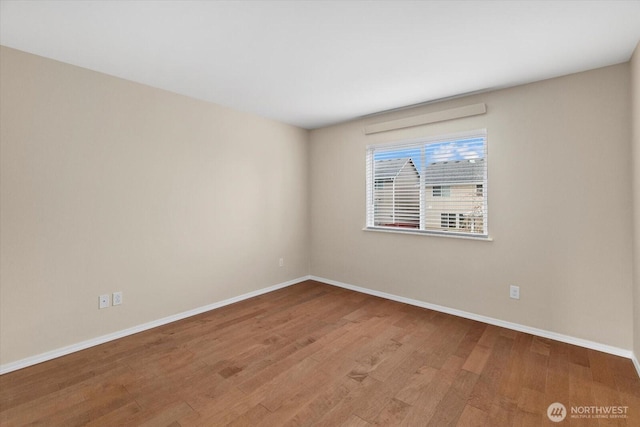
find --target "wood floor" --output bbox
[1,281,639,426]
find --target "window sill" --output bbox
[363,226,493,241]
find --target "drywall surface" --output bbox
[0,46,309,365]
[309,63,633,349]
[631,42,640,363]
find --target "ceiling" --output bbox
[1,1,639,130]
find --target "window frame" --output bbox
[433,185,451,197]
[365,129,489,240]
[440,213,457,228]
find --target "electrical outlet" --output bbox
[279,257,284,267]
[509,285,520,300]
[113,291,123,306]
[99,294,110,309]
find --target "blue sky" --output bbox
[375,137,485,172]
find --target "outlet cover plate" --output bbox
[509,285,520,300]
[99,294,110,309]
[113,291,122,306]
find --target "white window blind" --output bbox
[366,130,488,238]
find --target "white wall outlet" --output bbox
[509,285,520,300]
[99,294,110,309]
[279,257,284,267]
[113,291,123,306]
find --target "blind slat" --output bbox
[366,130,488,236]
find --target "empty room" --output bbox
[1,1,640,425]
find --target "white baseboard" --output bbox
[3,274,639,380]
[632,353,640,379]
[310,275,639,372]
[0,275,311,375]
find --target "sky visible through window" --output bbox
[374,137,485,172]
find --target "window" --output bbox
[433,185,451,197]
[366,130,488,237]
[441,213,457,228]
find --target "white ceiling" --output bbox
[1,1,639,129]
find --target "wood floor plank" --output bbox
[281,375,360,427]
[182,385,258,426]
[498,332,532,401]
[1,280,638,426]
[522,350,548,393]
[394,364,438,405]
[487,396,518,426]
[83,401,142,427]
[569,363,599,427]
[590,382,628,427]
[399,356,464,426]
[341,414,373,426]
[426,369,480,426]
[352,349,427,422]
[618,392,640,425]
[136,401,195,427]
[516,386,547,416]
[313,376,382,426]
[461,343,491,375]
[253,369,334,426]
[454,321,488,360]
[254,357,322,411]
[28,384,131,427]
[224,403,270,427]
[466,334,514,412]
[372,397,412,425]
[456,404,489,427]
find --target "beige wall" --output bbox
[310,63,634,349]
[1,44,637,368]
[0,47,310,365]
[632,43,640,363]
